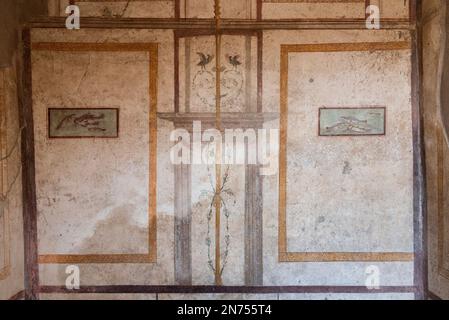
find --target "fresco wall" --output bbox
[0,58,25,300]
[31,0,417,299]
[48,0,410,20]
[422,0,449,300]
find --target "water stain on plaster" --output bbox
[78,204,149,254]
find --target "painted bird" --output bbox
[197,52,214,70]
[227,55,241,68]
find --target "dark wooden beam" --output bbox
[175,0,180,19]
[19,28,39,300]
[26,17,413,30]
[39,285,417,295]
[411,0,428,301]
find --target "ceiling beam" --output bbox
[26,17,414,30]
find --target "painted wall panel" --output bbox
[178,35,258,113]
[33,29,176,286]
[262,30,414,287]
[34,50,151,256]
[285,49,412,254]
[30,27,416,297]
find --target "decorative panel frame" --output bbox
[278,41,414,262]
[32,42,159,264]
[174,29,263,113]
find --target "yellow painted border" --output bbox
[32,42,158,264]
[279,41,414,262]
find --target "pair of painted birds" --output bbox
[197,52,242,69]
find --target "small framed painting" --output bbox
[319,107,386,136]
[48,108,119,138]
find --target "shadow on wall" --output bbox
[0,0,47,68]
